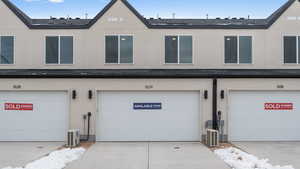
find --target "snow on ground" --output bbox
[2,147,85,169]
[215,147,294,169]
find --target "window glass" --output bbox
[239,36,252,64]
[284,36,297,64]
[120,36,133,63]
[225,36,238,63]
[60,36,73,64]
[105,36,118,63]
[46,36,59,64]
[0,36,14,64]
[179,36,193,63]
[165,36,178,63]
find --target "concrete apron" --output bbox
[66,142,230,169]
[0,142,64,168]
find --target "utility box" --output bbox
[67,129,80,148]
[206,129,219,147]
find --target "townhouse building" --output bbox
[0,0,300,142]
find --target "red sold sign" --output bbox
[5,103,33,111]
[264,103,293,110]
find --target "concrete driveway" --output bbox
[0,142,64,168]
[66,142,230,169]
[234,142,300,168]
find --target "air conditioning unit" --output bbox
[206,129,219,147]
[67,129,80,148]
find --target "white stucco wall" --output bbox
[0,0,299,69]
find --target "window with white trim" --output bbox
[105,35,133,64]
[284,36,300,64]
[46,36,73,64]
[0,36,14,64]
[225,36,252,64]
[165,36,193,64]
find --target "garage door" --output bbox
[0,91,68,141]
[97,91,200,141]
[229,91,300,141]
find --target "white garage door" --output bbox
[229,91,300,141]
[97,91,201,141]
[0,91,68,141]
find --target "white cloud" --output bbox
[48,0,64,3]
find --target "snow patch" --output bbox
[214,147,294,169]
[2,147,85,169]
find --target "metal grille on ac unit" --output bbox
[206,129,219,147]
[67,129,80,148]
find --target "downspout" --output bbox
[81,112,92,142]
[86,112,92,141]
[212,78,218,130]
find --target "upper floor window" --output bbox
[0,36,14,64]
[46,36,73,64]
[225,36,252,64]
[284,36,300,64]
[165,36,193,64]
[105,35,133,64]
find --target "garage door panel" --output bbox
[97,91,200,141]
[0,92,68,141]
[229,91,300,141]
[2,129,65,142]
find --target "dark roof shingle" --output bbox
[1,0,296,29]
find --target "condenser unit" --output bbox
[206,129,219,147]
[67,129,80,148]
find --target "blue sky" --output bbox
[10,0,288,19]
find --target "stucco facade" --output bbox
[1,0,300,69]
[1,0,300,142]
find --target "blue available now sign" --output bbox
[133,103,162,110]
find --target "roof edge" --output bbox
[266,0,296,28]
[1,69,300,78]
[2,0,32,28]
[86,0,117,27]
[0,0,297,29]
[86,0,150,28]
